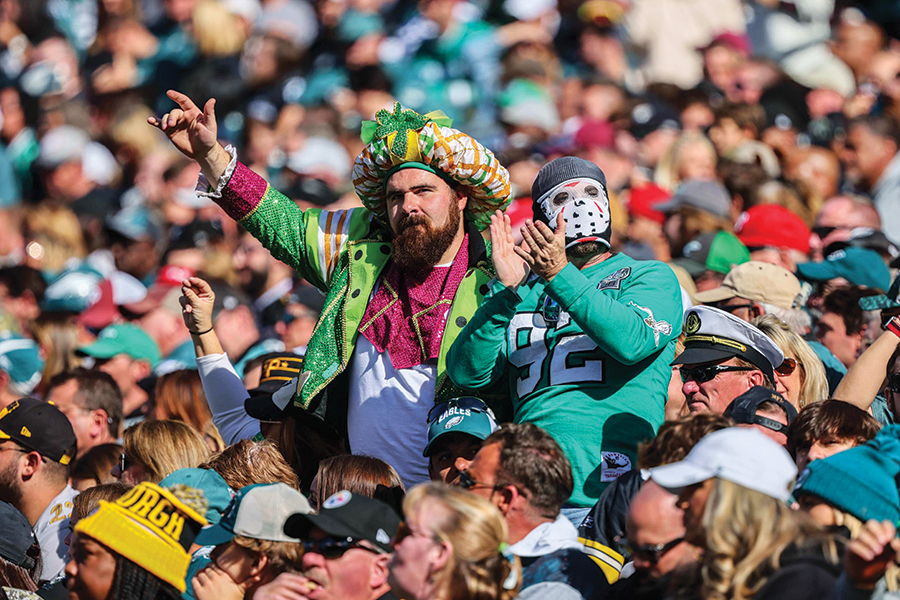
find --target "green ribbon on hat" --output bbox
[360,102,453,159]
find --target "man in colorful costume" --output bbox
[447,157,682,545]
[150,92,510,486]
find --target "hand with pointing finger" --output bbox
[515,213,568,283]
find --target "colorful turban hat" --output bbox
[352,102,511,230]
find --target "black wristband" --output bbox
[190,327,213,336]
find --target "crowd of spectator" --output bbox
[2,0,900,599]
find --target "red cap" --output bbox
[573,119,615,151]
[79,279,119,330]
[122,265,196,315]
[627,185,669,225]
[735,204,811,253]
[703,32,752,56]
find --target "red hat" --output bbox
[735,204,811,254]
[79,279,119,330]
[122,265,196,315]
[627,184,669,225]
[573,119,615,151]
[703,32,752,56]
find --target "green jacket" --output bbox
[218,162,507,442]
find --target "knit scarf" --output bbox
[359,236,469,369]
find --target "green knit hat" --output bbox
[794,424,900,523]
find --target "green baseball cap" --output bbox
[673,231,750,277]
[796,247,891,292]
[160,469,233,525]
[423,397,498,457]
[77,324,161,367]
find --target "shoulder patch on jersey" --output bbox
[629,301,673,346]
[601,452,632,482]
[597,267,631,291]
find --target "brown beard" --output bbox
[392,207,462,270]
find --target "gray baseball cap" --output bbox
[654,180,732,219]
[195,483,311,545]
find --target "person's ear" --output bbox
[274,321,286,336]
[246,553,269,586]
[89,409,109,439]
[496,485,517,515]
[370,553,391,588]
[131,359,152,382]
[750,303,762,319]
[21,451,41,479]
[431,539,452,574]
[748,370,765,388]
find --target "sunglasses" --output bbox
[680,365,754,384]
[302,536,381,558]
[622,536,685,565]
[890,373,900,393]
[459,470,497,492]
[426,397,491,423]
[775,357,801,376]
[119,453,133,473]
[714,302,755,315]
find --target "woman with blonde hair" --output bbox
[390,483,520,600]
[753,314,828,409]
[655,132,718,191]
[650,427,839,600]
[116,420,211,484]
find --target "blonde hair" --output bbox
[232,535,304,575]
[200,439,300,490]
[752,314,828,408]
[32,315,83,393]
[24,206,86,272]
[825,506,900,591]
[123,420,211,483]
[656,132,717,191]
[699,479,836,600]
[403,483,520,600]
[192,0,246,56]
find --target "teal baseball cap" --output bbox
[859,275,900,311]
[160,469,233,525]
[423,397,499,457]
[0,334,44,396]
[194,483,312,546]
[796,247,891,292]
[77,324,161,367]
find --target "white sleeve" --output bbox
[197,353,261,445]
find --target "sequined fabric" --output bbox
[218,161,268,221]
[359,236,469,369]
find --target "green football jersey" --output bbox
[447,253,683,506]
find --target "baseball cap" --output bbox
[75,482,208,593]
[195,483,312,546]
[795,247,891,291]
[423,397,498,457]
[160,469,233,525]
[734,204,811,254]
[105,206,162,242]
[693,261,802,310]
[122,265,196,316]
[77,324,161,367]
[0,334,44,396]
[724,387,797,434]
[674,306,785,383]
[629,101,680,140]
[649,427,798,501]
[653,180,732,220]
[859,275,900,312]
[627,184,669,225]
[0,500,37,569]
[701,32,752,56]
[41,267,103,314]
[826,228,898,261]
[0,398,76,465]
[572,119,616,151]
[244,353,305,422]
[36,126,90,169]
[673,231,750,277]
[284,490,401,553]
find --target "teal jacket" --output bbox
[213,160,507,442]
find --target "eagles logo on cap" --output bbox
[685,311,701,335]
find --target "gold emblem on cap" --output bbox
[19,426,31,437]
[685,312,701,335]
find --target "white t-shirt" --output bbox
[34,484,79,581]
[347,336,434,488]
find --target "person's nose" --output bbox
[807,443,828,462]
[401,192,422,215]
[682,379,700,396]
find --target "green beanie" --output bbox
[794,424,900,523]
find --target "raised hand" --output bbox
[180,276,216,335]
[148,90,218,161]
[845,519,900,589]
[489,210,529,290]
[515,213,567,283]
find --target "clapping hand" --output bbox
[489,210,530,290]
[515,213,567,283]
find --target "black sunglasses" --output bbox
[302,536,381,558]
[714,302,755,315]
[427,397,490,424]
[890,373,900,393]
[459,470,497,492]
[680,365,754,384]
[622,536,685,564]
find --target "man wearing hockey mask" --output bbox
[448,156,684,527]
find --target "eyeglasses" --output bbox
[427,397,491,423]
[119,453,133,473]
[680,365,754,384]
[775,357,801,376]
[714,302,755,315]
[302,536,381,558]
[394,522,442,546]
[459,470,498,492]
[622,536,685,565]
[890,373,900,393]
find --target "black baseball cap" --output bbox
[0,500,37,569]
[244,353,305,422]
[724,386,798,434]
[283,490,401,553]
[0,397,76,464]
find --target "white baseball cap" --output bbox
[648,427,798,502]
